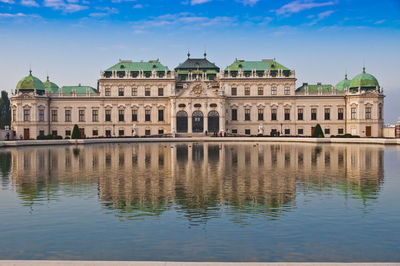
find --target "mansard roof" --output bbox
[47,85,97,95]
[175,58,220,71]
[106,60,169,72]
[225,59,289,71]
[296,83,333,93]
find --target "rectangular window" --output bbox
[39,109,44,122]
[105,88,111,96]
[271,109,277,120]
[39,130,44,136]
[24,109,30,122]
[245,129,251,135]
[311,108,317,120]
[351,108,357,119]
[118,88,124,96]
[258,109,264,120]
[338,128,344,134]
[379,106,382,119]
[145,88,150,96]
[284,129,290,135]
[232,129,238,134]
[118,110,124,122]
[298,128,303,135]
[132,110,137,121]
[338,108,344,120]
[145,110,151,121]
[158,129,164,135]
[92,110,98,122]
[325,128,330,134]
[119,130,124,136]
[365,107,371,119]
[65,110,71,122]
[284,87,290,95]
[105,130,111,137]
[258,87,263,96]
[52,130,57,136]
[79,110,85,122]
[65,130,71,136]
[245,109,251,121]
[231,87,237,96]
[132,88,137,96]
[324,108,330,120]
[158,109,164,121]
[105,110,111,122]
[51,110,57,122]
[145,129,151,135]
[284,109,290,120]
[232,109,237,121]
[271,87,277,95]
[158,88,164,96]
[245,87,250,96]
[298,109,303,120]
[12,109,16,122]
[92,130,98,136]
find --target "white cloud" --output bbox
[20,0,39,7]
[89,7,119,17]
[375,20,385,24]
[133,4,142,8]
[44,0,88,12]
[308,10,334,25]
[0,0,15,3]
[275,0,335,16]
[191,0,212,5]
[237,0,259,6]
[0,12,25,17]
[111,0,136,2]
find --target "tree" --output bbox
[71,124,81,139]
[0,90,11,129]
[312,124,325,138]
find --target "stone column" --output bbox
[219,100,225,133]
[170,98,176,136]
[188,103,192,134]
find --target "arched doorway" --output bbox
[208,110,219,133]
[176,111,188,133]
[192,111,204,133]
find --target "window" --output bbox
[158,109,164,121]
[284,129,290,135]
[105,130,111,137]
[338,108,344,120]
[52,130,57,136]
[118,110,124,122]
[379,106,382,119]
[245,87,250,96]
[232,109,237,121]
[79,110,85,122]
[65,110,71,122]
[145,88,150,96]
[232,129,237,134]
[118,88,124,96]
[39,130,44,136]
[132,110,137,121]
[231,87,237,96]
[92,130,98,136]
[298,128,303,135]
[311,108,317,120]
[92,110,98,122]
[105,110,111,122]
[132,88,137,96]
[325,128,330,134]
[271,87,277,95]
[65,130,71,136]
[338,128,344,134]
[245,129,251,135]
[12,109,16,122]
[298,109,303,120]
[158,87,164,96]
[39,109,44,122]
[258,87,263,96]
[145,129,151,135]
[284,87,290,95]
[284,109,290,120]
[158,129,164,135]
[271,109,277,120]
[365,107,371,119]
[258,109,264,120]
[24,109,30,121]
[50,110,57,122]
[351,108,357,119]
[245,109,251,121]
[145,110,151,121]
[119,130,124,136]
[324,108,330,120]
[105,88,111,96]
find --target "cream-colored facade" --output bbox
[10,56,385,139]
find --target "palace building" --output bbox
[10,53,385,139]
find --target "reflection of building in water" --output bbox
[7,143,384,220]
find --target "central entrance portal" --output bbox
[176,111,188,133]
[208,110,219,134]
[192,111,204,133]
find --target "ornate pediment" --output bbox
[176,82,220,98]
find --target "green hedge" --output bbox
[37,135,62,140]
[331,134,360,138]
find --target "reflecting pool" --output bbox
[0,142,399,261]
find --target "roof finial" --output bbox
[187,51,190,58]
[345,69,348,79]
[204,51,207,58]
[47,75,49,82]
[363,66,366,73]
[29,64,32,76]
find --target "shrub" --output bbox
[72,124,81,139]
[312,124,325,138]
[65,137,70,139]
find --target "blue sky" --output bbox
[1,0,400,122]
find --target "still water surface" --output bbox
[0,142,399,262]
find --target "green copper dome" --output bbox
[335,74,351,92]
[349,67,379,90]
[43,76,59,93]
[16,70,45,93]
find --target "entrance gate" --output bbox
[192,111,204,133]
[208,110,219,133]
[176,111,188,133]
